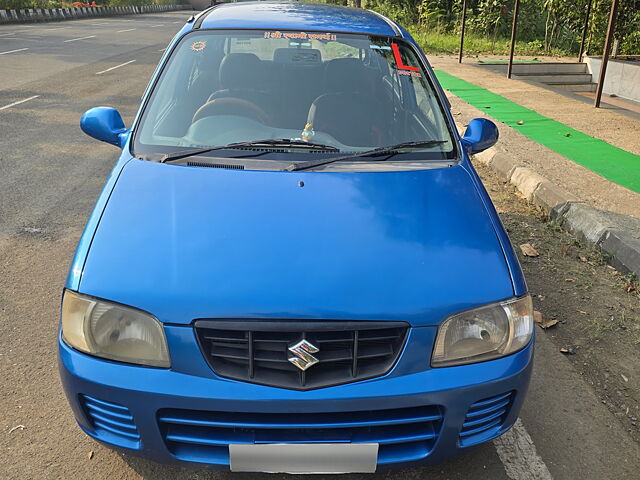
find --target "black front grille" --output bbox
[195,320,409,390]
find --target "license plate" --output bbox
[229,443,379,473]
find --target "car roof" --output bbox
[194,1,401,37]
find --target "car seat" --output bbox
[307,58,384,147]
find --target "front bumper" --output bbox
[58,326,534,471]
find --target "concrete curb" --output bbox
[474,145,640,278]
[0,4,192,24]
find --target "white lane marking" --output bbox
[0,48,28,55]
[0,95,40,111]
[158,47,167,52]
[39,26,71,32]
[151,24,164,27]
[494,419,553,480]
[117,28,136,33]
[96,59,136,75]
[0,32,15,37]
[172,21,182,24]
[90,22,110,26]
[64,35,96,43]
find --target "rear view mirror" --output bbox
[80,107,128,148]
[461,118,499,155]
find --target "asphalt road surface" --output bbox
[1,12,639,480]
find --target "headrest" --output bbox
[219,53,262,89]
[324,58,368,93]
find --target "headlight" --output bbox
[432,295,533,367]
[61,290,170,368]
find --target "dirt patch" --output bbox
[475,161,640,441]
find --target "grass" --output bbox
[408,27,570,57]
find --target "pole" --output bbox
[507,0,521,79]
[458,0,467,63]
[594,0,619,108]
[578,0,593,62]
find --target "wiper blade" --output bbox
[285,140,447,172]
[160,139,339,164]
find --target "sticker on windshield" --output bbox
[391,43,421,77]
[190,41,207,52]
[263,31,337,41]
[398,70,422,78]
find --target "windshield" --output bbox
[134,29,455,161]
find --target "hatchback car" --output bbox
[59,1,534,474]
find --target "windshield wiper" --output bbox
[159,139,339,164]
[285,140,447,172]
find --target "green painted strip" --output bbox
[435,70,640,194]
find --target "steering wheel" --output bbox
[192,97,271,125]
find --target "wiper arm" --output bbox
[160,139,339,164]
[285,140,447,172]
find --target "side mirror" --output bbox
[461,118,499,155]
[80,107,128,148]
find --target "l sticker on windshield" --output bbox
[190,41,207,52]
[263,31,337,41]
[392,43,421,77]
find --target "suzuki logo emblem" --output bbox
[287,339,320,371]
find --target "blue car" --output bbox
[59,1,534,474]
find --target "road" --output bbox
[0,12,639,480]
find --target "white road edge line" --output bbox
[64,35,96,43]
[0,48,28,55]
[40,26,72,32]
[494,419,553,480]
[117,28,136,33]
[0,95,40,112]
[96,60,136,75]
[0,32,16,37]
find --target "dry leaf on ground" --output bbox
[541,319,558,329]
[520,243,539,257]
[534,311,558,329]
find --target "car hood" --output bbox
[79,159,514,327]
